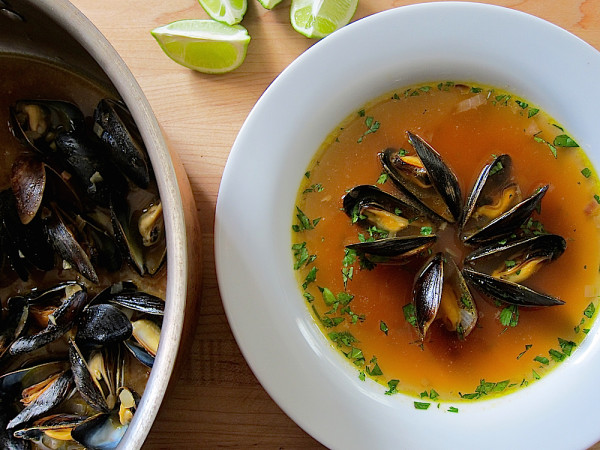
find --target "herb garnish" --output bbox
[357,116,381,143]
[292,207,321,232]
[581,168,592,178]
[385,379,399,395]
[380,321,389,335]
[292,242,316,269]
[414,402,430,410]
[459,379,510,400]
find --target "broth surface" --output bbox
[292,83,600,400]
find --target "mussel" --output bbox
[413,253,477,340]
[380,132,462,223]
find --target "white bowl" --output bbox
[216,3,600,449]
[0,1,201,448]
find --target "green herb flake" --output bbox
[580,167,592,178]
[377,172,388,184]
[303,183,324,194]
[549,348,566,362]
[292,207,321,232]
[358,109,365,117]
[534,355,549,365]
[516,344,532,360]
[366,363,383,377]
[470,87,483,93]
[527,108,539,118]
[554,134,579,148]
[505,260,516,268]
[358,371,365,381]
[499,304,519,328]
[558,338,576,356]
[584,302,596,318]
[515,100,528,109]
[328,331,357,347]
[302,266,318,290]
[303,292,314,302]
[489,161,504,176]
[304,171,311,179]
[380,321,389,335]
[532,369,541,380]
[414,402,430,410]
[448,406,459,413]
[385,379,399,395]
[420,226,433,236]
[357,116,381,143]
[403,303,417,327]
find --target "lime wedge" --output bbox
[198,0,247,25]
[290,0,358,38]
[258,0,283,10]
[151,20,250,74]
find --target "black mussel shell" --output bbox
[461,154,513,230]
[9,100,85,154]
[69,340,109,413]
[6,369,73,430]
[462,185,549,245]
[71,412,128,450]
[76,304,132,347]
[462,267,565,307]
[93,98,150,189]
[346,235,436,263]
[464,234,566,269]
[413,253,444,339]
[380,132,462,223]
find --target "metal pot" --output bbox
[0,1,201,448]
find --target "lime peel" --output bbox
[290,0,358,38]
[197,0,247,25]
[151,20,250,74]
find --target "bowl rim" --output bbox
[216,3,600,449]
[34,1,190,448]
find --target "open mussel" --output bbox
[343,185,434,235]
[413,253,477,340]
[346,236,436,264]
[12,413,86,447]
[380,131,462,223]
[9,100,85,155]
[462,184,549,246]
[462,234,566,307]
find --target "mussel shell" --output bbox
[0,361,69,396]
[6,369,73,430]
[54,132,126,207]
[462,185,549,245]
[9,100,85,154]
[462,267,565,307]
[69,340,109,413]
[44,205,99,283]
[93,98,150,189]
[0,296,29,360]
[108,292,164,316]
[10,154,45,225]
[9,289,88,355]
[346,235,436,263]
[342,185,425,224]
[413,253,444,339]
[464,234,567,269]
[124,339,154,368]
[0,396,28,450]
[0,189,55,273]
[76,304,133,347]
[380,132,462,223]
[461,154,513,230]
[110,197,145,275]
[12,413,86,443]
[71,412,128,450]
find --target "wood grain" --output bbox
[68,0,600,448]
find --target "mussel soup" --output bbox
[0,55,166,448]
[292,82,600,401]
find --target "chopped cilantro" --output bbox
[584,302,596,318]
[414,402,430,410]
[516,344,532,360]
[558,338,576,356]
[292,242,316,270]
[554,134,579,148]
[534,355,549,365]
[581,168,592,178]
[515,100,528,109]
[527,108,539,118]
[377,172,388,184]
[357,116,381,143]
[380,321,389,335]
[420,226,433,236]
[302,266,317,289]
[385,379,399,395]
[403,303,417,327]
[448,406,459,413]
[499,304,519,328]
[548,348,566,362]
[292,207,321,232]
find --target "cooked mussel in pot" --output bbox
[0,58,167,449]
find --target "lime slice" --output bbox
[197,0,247,25]
[258,0,283,10]
[151,20,250,74]
[290,0,358,38]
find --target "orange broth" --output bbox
[292,83,600,401]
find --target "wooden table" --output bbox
[68,0,600,447]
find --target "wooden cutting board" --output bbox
[69,0,600,447]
